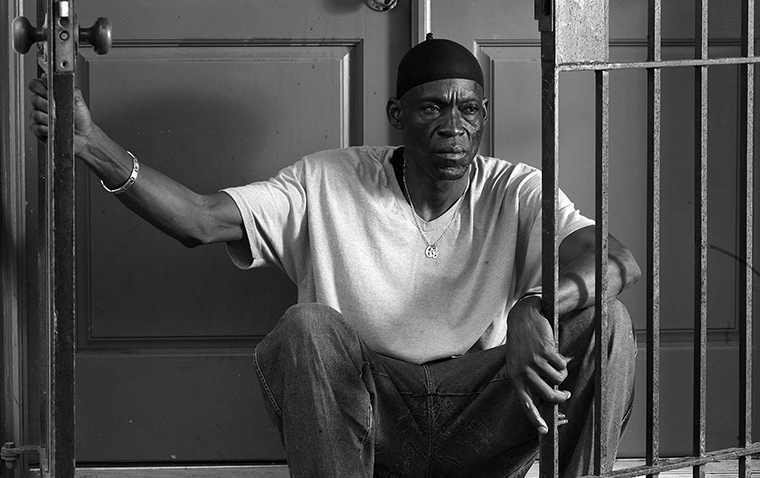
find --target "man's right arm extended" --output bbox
[29,78,245,247]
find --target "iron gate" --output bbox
[536,0,760,477]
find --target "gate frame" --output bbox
[535,1,759,477]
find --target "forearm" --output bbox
[555,254,635,316]
[554,227,641,316]
[78,127,243,247]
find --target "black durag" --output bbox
[395,36,484,99]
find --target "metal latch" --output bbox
[1,442,44,470]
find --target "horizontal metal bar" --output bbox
[557,56,760,72]
[580,444,760,478]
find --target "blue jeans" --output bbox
[254,301,636,478]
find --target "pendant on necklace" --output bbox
[425,244,439,259]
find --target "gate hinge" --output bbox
[1,442,46,470]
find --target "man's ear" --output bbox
[482,98,490,124]
[386,98,403,130]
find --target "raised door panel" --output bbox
[79,46,357,345]
[65,0,409,464]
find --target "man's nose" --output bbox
[438,108,465,137]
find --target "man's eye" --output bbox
[462,105,479,115]
[421,105,440,113]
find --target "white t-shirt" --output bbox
[223,146,593,363]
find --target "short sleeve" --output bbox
[513,168,595,298]
[221,161,310,282]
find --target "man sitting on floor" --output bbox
[29,36,640,477]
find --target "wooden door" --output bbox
[432,0,760,458]
[18,0,410,465]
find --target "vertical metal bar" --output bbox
[738,1,754,477]
[594,69,611,476]
[539,25,560,478]
[36,0,50,469]
[693,2,708,478]
[42,0,78,474]
[646,1,662,476]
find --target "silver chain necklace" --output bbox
[401,159,469,259]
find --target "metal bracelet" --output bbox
[101,150,139,195]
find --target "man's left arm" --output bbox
[505,224,640,434]
[554,224,641,316]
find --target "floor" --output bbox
[31,459,760,477]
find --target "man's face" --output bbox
[388,78,488,182]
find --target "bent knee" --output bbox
[559,299,636,354]
[257,303,365,375]
[264,302,357,348]
[607,299,635,347]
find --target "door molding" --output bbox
[1,0,30,471]
[411,0,431,44]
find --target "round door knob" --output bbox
[12,16,44,54]
[364,0,398,12]
[79,17,112,55]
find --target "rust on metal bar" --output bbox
[692,2,709,476]
[539,24,560,478]
[594,69,610,476]
[738,1,754,478]
[645,3,662,476]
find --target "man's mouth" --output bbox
[436,148,467,160]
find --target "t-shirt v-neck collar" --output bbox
[386,146,470,232]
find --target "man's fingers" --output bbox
[544,350,570,372]
[558,412,569,426]
[74,88,86,103]
[524,368,572,404]
[535,357,568,386]
[30,125,49,140]
[535,351,571,386]
[29,113,49,139]
[31,94,49,114]
[28,78,48,99]
[30,109,49,127]
[515,383,548,435]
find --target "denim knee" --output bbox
[254,303,364,419]
[606,299,636,356]
[255,302,365,389]
[259,303,354,355]
[276,302,346,333]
